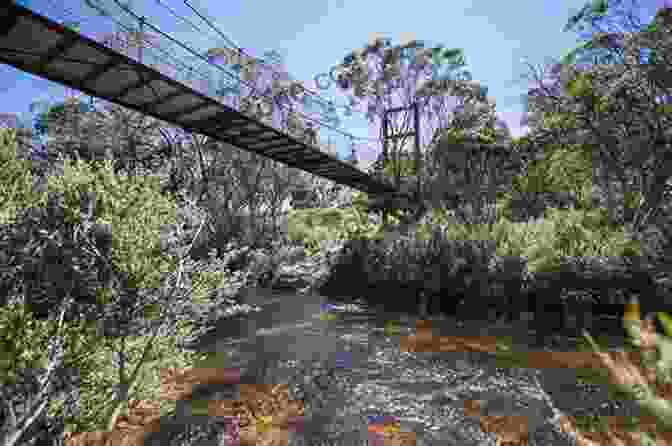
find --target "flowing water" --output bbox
[178,288,642,446]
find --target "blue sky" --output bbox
[0,0,664,165]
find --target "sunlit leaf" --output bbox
[590,0,608,16]
[657,312,672,338]
[655,103,672,114]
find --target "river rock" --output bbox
[270,240,346,293]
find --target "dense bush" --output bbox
[288,151,643,319]
[318,220,502,315]
[0,129,49,226]
[415,206,640,274]
[315,185,646,327]
[287,204,397,257]
[0,127,224,438]
[0,128,179,319]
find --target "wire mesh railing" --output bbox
[12,0,387,172]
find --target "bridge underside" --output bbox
[0,3,409,200]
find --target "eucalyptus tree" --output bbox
[172,45,342,251]
[331,38,468,176]
[329,37,516,224]
[520,5,672,236]
[560,0,663,67]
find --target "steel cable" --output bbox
[106,0,381,143]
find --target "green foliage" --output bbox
[441,127,466,145]
[189,269,227,305]
[475,126,498,145]
[590,0,608,16]
[567,72,611,114]
[655,103,672,115]
[359,228,496,297]
[50,316,198,433]
[287,189,413,257]
[0,128,48,225]
[427,207,453,226]
[44,157,178,295]
[657,312,672,338]
[413,207,454,240]
[623,190,643,212]
[413,134,636,273]
[506,141,594,209]
[438,124,498,147]
[423,206,639,274]
[0,303,98,389]
[287,205,395,257]
[541,110,579,132]
[0,131,215,434]
[492,130,640,270]
[0,302,105,434]
[540,207,639,262]
[382,156,417,178]
[565,72,595,98]
[351,190,371,214]
[1,127,179,300]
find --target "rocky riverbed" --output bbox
[172,288,644,446]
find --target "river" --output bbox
[175,287,643,446]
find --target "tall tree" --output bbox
[329,37,517,223]
[331,38,469,177]
[203,45,357,209]
[561,0,660,67]
[203,46,323,148]
[520,5,672,236]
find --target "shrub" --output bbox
[44,158,178,295]
[0,128,179,319]
[423,205,640,275]
[0,127,218,438]
[0,129,48,226]
[287,205,395,257]
[333,221,499,313]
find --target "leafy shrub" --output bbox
[495,140,594,223]
[0,128,222,437]
[335,222,498,312]
[0,303,98,392]
[43,157,178,296]
[188,265,228,306]
[0,129,48,226]
[0,302,99,443]
[381,156,418,178]
[0,132,113,321]
[0,300,137,435]
[287,205,396,257]
[423,205,640,274]
[0,127,180,318]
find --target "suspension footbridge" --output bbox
[0,2,411,199]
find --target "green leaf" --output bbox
[655,103,672,114]
[194,350,229,370]
[657,312,672,339]
[590,0,608,16]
